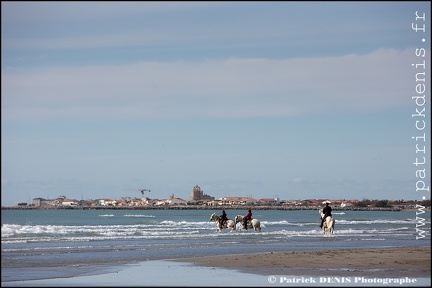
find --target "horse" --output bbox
[319,209,335,236]
[234,215,261,232]
[209,213,236,232]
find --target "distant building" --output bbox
[61,199,79,206]
[96,198,117,206]
[32,197,59,207]
[219,196,258,206]
[189,184,215,201]
[153,195,184,206]
[258,197,281,205]
[340,202,354,208]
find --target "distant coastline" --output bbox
[8,186,429,213]
[1,204,424,211]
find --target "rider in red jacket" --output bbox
[243,209,252,230]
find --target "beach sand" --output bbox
[173,246,431,278]
[3,246,430,287]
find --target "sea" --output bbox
[1,208,431,284]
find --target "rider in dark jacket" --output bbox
[219,210,228,228]
[243,209,252,230]
[320,202,332,228]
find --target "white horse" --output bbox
[209,213,236,232]
[234,215,261,232]
[319,209,335,236]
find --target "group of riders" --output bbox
[219,209,252,230]
[218,201,332,230]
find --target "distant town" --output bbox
[2,184,430,211]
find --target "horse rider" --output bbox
[320,202,332,228]
[219,209,228,228]
[243,209,252,230]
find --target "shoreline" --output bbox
[172,246,431,278]
[3,247,430,287]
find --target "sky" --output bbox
[1,1,431,206]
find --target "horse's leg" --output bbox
[327,219,333,236]
[254,222,260,232]
[323,219,329,236]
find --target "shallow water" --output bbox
[2,209,430,283]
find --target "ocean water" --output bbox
[1,208,430,283]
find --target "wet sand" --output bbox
[173,246,431,278]
[3,246,430,287]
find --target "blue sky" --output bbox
[1,1,431,206]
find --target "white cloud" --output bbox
[2,48,419,121]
